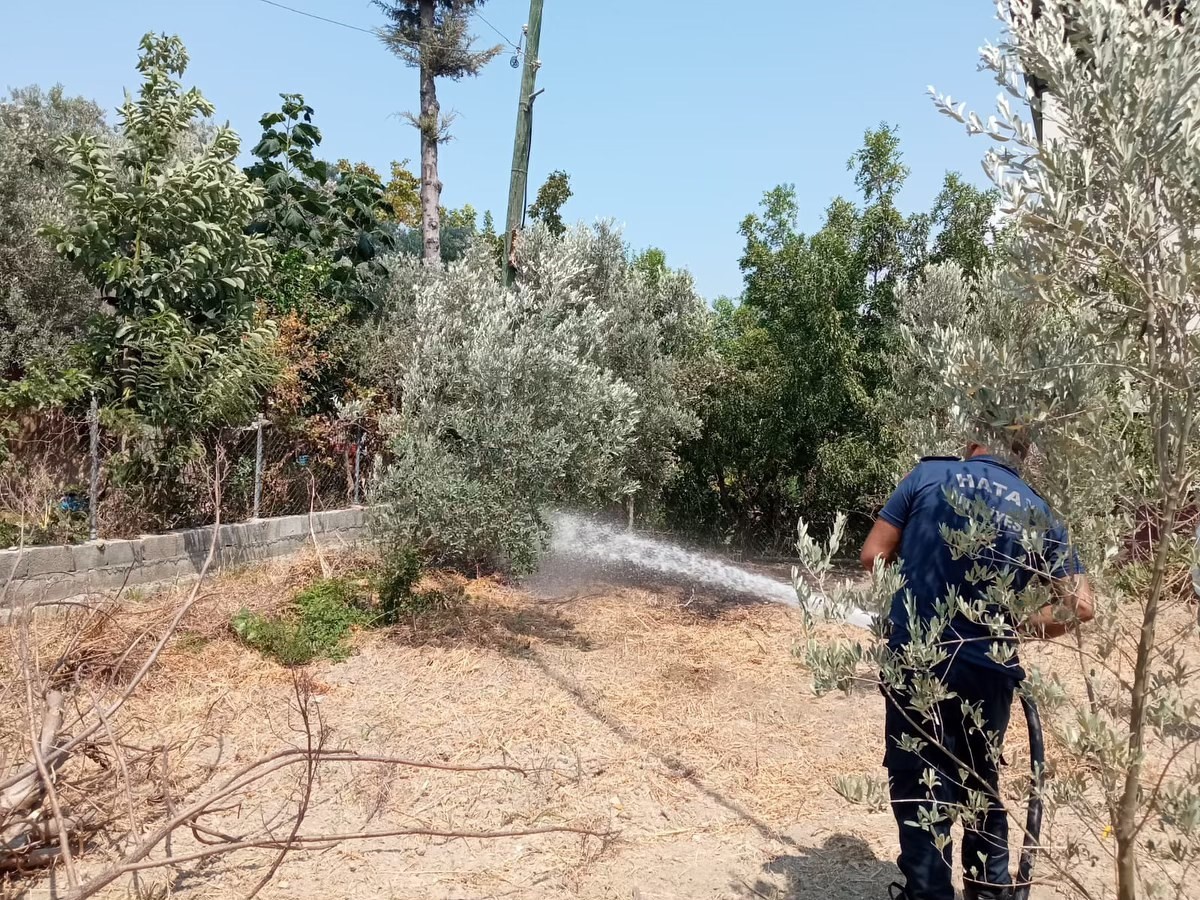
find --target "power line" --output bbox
[253,0,515,59]
[253,0,378,35]
[253,0,435,49]
[472,9,520,50]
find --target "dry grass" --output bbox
[4,550,1195,899]
[0,552,892,899]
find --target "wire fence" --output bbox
[0,409,380,548]
[1,407,811,559]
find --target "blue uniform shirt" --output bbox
[878,455,1083,680]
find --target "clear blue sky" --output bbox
[2,0,1005,300]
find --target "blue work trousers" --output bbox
[883,665,1016,900]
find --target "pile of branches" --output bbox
[1,689,74,873]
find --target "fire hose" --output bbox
[1014,693,1045,900]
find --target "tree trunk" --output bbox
[418,0,441,267]
[1115,501,1172,900]
[627,495,635,532]
[1114,289,1196,900]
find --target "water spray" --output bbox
[547,512,873,626]
[547,511,1044,899]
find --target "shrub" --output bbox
[231,576,368,665]
[375,542,426,624]
[368,238,638,574]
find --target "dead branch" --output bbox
[0,690,63,818]
[306,471,331,579]
[65,688,601,900]
[244,673,321,900]
[23,685,77,890]
[0,448,228,886]
[0,446,232,794]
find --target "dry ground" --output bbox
[5,549,1187,900]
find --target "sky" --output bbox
[1,0,1008,301]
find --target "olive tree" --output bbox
[800,3,1200,898]
[368,235,638,573]
[518,223,712,528]
[0,87,106,381]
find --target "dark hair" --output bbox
[1006,428,1032,461]
[968,420,1032,466]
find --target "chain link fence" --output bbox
[0,409,380,548]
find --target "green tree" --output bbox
[524,224,711,527]
[480,209,504,266]
[43,33,276,432]
[375,0,501,266]
[384,159,421,226]
[667,130,910,547]
[668,126,1001,548]
[393,201,481,263]
[0,86,106,381]
[246,94,394,314]
[335,158,422,227]
[245,96,397,417]
[31,34,278,530]
[527,169,573,236]
[926,173,1000,278]
[633,247,668,289]
[368,239,638,573]
[365,221,709,568]
[806,4,1200,898]
[906,172,1002,282]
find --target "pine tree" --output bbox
[375,1,501,266]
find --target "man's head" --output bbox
[965,427,1032,467]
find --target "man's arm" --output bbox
[862,465,920,571]
[1021,574,1095,638]
[860,519,903,572]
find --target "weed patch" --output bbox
[375,544,463,624]
[232,576,369,666]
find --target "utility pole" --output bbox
[503,0,545,288]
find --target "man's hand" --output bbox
[860,519,903,572]
[1021,574,1096,638]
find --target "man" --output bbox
[860,437,1094,900]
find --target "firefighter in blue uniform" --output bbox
[860,436,1094,900]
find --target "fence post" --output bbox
[352,428,365,506]
[88,392,99,542]
[252,416,265,520]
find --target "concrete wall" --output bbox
[0,508,370,606]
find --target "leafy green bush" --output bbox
[367,224,709,573]
[370,541,466,624]
[375,542,426,624]
[230,611,316,667]
[294,578,369,654]
[231,576,368,665]
[43,34,277,436]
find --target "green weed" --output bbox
[374,543,462,624]
[375,543,425,624]
[231,576,369,666]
